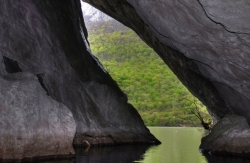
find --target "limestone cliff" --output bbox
[84,0,250,157]
[0,0,159,161]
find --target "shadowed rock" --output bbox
[0,0,159,161]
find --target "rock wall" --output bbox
[0,0,159,161]
[83,0,250,157]
[0,72,76,160]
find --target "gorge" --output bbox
[1,0,250,161]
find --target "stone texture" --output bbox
[0,72,76,160]
[200,115,250,156]
[0,0,159,160]
[73,81,159,146]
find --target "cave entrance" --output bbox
[81,2,211,127]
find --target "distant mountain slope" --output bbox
[86,19,210,127]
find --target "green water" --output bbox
[140,127,207,163]
[72,127,250,163]
[74,127,206,163]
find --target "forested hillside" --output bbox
[86,19,211,127]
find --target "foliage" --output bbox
[86,19,211,127]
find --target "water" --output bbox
[28,127,250,163]
[143,127,206,163]
[141,127,250,163]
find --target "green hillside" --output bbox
[86,19,211,127]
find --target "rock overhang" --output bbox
[83,0,250,157]
[83,0,250,124]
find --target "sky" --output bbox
[80,1,110,21]
[81,1,93,15]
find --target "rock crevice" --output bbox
[197,0,248,35]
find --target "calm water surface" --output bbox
[39,127,250,163]
[143,127,206,163]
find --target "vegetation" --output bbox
[86,19,211,127]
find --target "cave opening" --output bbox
[3,56,22,73]
[81,2,211,128]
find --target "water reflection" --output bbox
[143,127,207,163]
[20,158,75,163]
[146,127,250,163]
[75,144,151,163]
[11,127,250,163]
[204,154,250,163]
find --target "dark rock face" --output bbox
[84,0,250,156]
[0,72,76,160]
[200,115,250,156]
[0,0,158,161]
